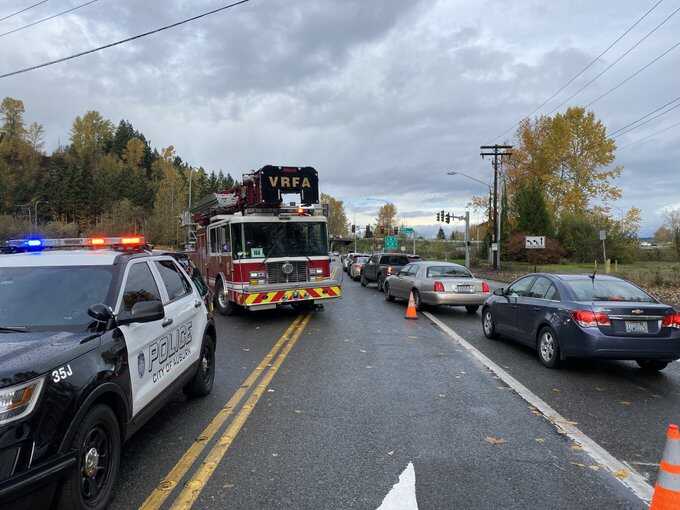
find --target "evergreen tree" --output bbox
[436,226,446,240]
[513,180,553,236]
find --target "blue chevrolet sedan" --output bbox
[481,273,680,371]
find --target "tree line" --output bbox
[0,97,235,246]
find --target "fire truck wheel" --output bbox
[214,280,238,316]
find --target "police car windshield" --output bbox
[0,266,114,330]
[243,222,328,258]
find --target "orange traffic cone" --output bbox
[651,424,680,509]
[405,291,418,320]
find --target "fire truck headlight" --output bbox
[309,267,323,275]
[249,271,266,279]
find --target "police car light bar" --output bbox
[4,236,146,250]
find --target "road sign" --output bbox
[384,235,398,250]
[599,230,607,241]
[525,236,546,249]
[400,227,414,236]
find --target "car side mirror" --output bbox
[493,288,505,296]
[117,300,165,325]
[88,303,114,322]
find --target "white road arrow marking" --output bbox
[376,462,418,510]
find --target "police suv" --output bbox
[0,237,216,510]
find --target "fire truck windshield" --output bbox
[242,222,328,258]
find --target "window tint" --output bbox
[427,266,472,278]
[400,264,413,275]
[369,255,379,264]
[121,263,161,313]
[209,225,229,254]
[154,260,192,301]
[544,285,561,301]
[507,277,535,297]
[231,223,243,257]
[381,255,409,265]
[355,257,369,264]
[529,277,552,298]
[565,279,654,302]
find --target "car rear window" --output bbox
[355,257,368,264]
[426,266,472,278]
[380,255,409,265]
[565,279,655,302]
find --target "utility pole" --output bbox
[480,144,513,270]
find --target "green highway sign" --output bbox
[384,235,398,250]
[400,227,414,235]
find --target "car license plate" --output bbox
[625,321,648,334]
[457,285,473,293]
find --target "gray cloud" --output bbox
[1,0,678,235]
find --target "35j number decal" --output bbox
[52,364,73,383]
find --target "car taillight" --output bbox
[433,281,445,293]
[572,310,611,327]
[482,281,490,293]
[662,313,680,329]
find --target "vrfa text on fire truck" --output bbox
[188,165,342,315]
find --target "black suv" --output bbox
[0,237,215,510]
[360,253,421,291]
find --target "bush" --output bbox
[504,232,565,264]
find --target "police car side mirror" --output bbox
[118,300,165,325]
[88,303,114,322]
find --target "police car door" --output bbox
[116,260,168,417]
[149,257,206,389]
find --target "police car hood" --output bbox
[0,330,100,387]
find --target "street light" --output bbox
[447,170,498,267]
[33,200,47,229]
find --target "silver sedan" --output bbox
[383,261,490,313]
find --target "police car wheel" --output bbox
[58,405,120,510]
[184,334,215,398]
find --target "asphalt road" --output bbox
[430,299,680,484]
[109,264,649,509]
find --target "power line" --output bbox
[614,102,680,138]
[0,0,251,79]
[617,118,680,150]
[610,96,680,137]
[0,0,48,23]
[546,3,680,115]
[491,0,665,141]
[585,37,680,108]
[0,0,100,39]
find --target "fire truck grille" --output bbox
[267,261,309,284]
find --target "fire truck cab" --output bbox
[190,166,341,315]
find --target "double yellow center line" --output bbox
[141,313,311,510]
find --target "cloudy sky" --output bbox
[1,0,678,236]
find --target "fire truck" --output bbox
[188,165,341,315]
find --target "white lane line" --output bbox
[376,462,418,510]
[423,311,654,504]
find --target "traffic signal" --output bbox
[393,226,399,235]
[440,210,445,221]
[436,212,440,222]
[445,213,451,224]
[351,224,355,233]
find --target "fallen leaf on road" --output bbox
[595,387,605,392]
[535,438,545,444]
[366,365,373,369]
[619,401,632,406]
[552,388,560,393]
[272,453,279,457]
[571,445,583,451]
[614,469,629,479]
[570,462,586,468]
[294,409,302,414]
[360,349,367,353]
[438,394,446,398]
[589,465,600,471]
[242,348,250,352]
[531,410,541,416]
[387,450,395,456]
[485,436,506,445]
[267,389,275,393]
[460,371,466,374]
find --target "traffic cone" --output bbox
[405,291,418,320]
[650,424,680,509]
